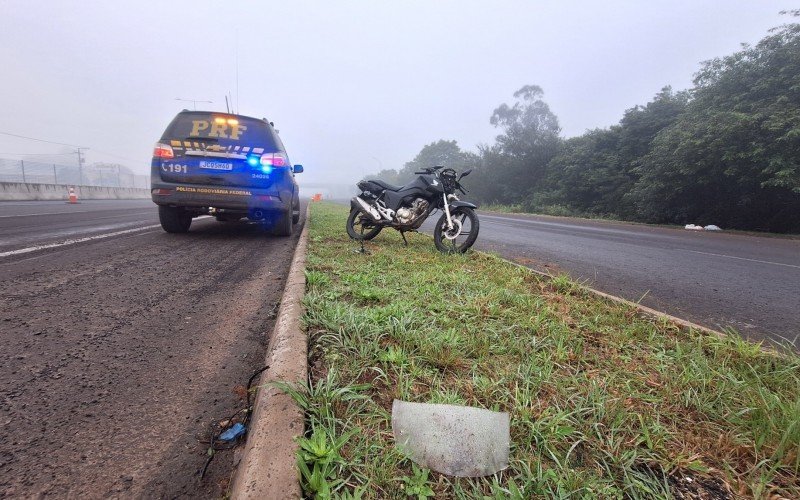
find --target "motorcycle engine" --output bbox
[396,199,430,224]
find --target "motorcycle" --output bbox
[347,165,480,253]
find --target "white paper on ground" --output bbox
[391,399,510,477]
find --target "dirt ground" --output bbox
[0,216,302,498]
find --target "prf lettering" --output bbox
[190,120,247,140]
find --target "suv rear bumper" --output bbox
[151,181,290,213]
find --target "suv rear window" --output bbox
[160,112,278,151]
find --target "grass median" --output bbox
[290,202,799,498]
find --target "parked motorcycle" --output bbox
[347,165,480,253]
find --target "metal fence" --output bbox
[0,158,149,189]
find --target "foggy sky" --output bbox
[0,1,792,186]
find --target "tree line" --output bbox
[370,13,800,233]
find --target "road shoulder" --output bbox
[230,207,310,499]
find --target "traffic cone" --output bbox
[68,187,78,204]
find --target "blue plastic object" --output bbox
[219,422,246,442]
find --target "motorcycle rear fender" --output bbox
[450,200,478,210]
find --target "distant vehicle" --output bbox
[150,110,303,235]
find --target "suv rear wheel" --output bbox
[272,209,293,237]
[159,206,192,233]
[292,200,300,224]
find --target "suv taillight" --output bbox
[153,143,174,159]
[260,152,288,167]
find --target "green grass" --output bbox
[290,202,800,499]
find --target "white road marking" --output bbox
[0,210,97,218]
[0,210,154,219]
[685,250,800,270]
[0,225,161,258]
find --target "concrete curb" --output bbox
[485,252,728,339]
[230,206,310,499]
[492,252,793,356]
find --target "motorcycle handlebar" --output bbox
[414,166,447,175]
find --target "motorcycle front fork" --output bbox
[442,193,454,230]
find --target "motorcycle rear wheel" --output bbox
[433,207,479,254]
[346,208,383,240]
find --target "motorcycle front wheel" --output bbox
[346,208,383,240]
[433,207,479,254]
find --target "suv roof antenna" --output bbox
[225,95,230,113]
[235,31,239,114]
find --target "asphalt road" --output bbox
[0,199,304,497]
[471,212,799,347]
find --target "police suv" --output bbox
[151,111,303,236]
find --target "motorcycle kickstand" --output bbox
[355,225,370,255]
[400,230,408,247]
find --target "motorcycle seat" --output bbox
[370,179,403,192]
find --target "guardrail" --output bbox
[0,158,149,189]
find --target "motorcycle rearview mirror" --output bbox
[458,168,472,180]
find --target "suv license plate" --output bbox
[199,161,233,171]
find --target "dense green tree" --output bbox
[538,127,625,215]
[386,13,800,232]
[365,168,403,185]
[483,85,562,202]
[398,140,476,182]
[617,87,690,162]
[468,145,510,204]
[537,87,689,217]
[629,13,800,231]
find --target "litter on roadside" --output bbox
[684,224,723,231]
[391,399,510,477]
[219,422,246,442]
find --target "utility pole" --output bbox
[20,160,26,183]
[76,147,88,185]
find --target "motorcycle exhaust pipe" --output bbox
[353,196,383,221]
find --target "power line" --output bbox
[89,148,146,165]
[175,97,212,111]
[0,152,77,156]
[0,131,86,148]
[0,131,144,165]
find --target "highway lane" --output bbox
[0,199,158,253]
[471,212,800,347]
[0,199,304,497]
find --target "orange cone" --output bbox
[68,187,78,204]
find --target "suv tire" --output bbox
[292,199,300,224]
[159,206,192,233]
[272,209,293,237]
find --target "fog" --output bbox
[0,1,790,187]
